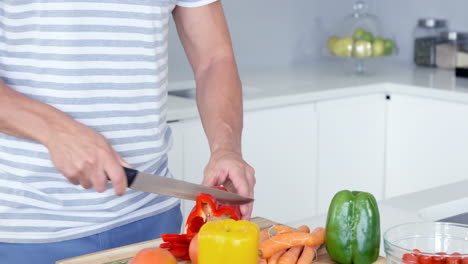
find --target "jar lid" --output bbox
[418,18,448,28]
[439,31,468,42]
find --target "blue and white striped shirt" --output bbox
[0,0,216,243]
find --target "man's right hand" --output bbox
[0,80,128,195]
[44,121,129,195]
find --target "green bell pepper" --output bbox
[325,190,380,264]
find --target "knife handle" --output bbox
[123,167,138,186]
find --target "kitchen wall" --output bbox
[168,0,468,78]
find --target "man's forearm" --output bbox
[0,79,72,145]
[195,55,243,154]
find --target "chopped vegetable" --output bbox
[158,233,194,260]
[185,186,241,234]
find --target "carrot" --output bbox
[274,225,295,234]
[296,225,310,233]
[277,225,310,264]
[278,246,303,264]
[274,225,310,234]
[259,227,325,259]
[268,250,286,264]
[297,245,319,264]
[260,230,270,243]
[259,230,271,264]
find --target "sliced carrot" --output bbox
[259,227,325,259]
[297,245,319,264]
[268,250,286,264]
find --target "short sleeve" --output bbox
[176,0,218,8]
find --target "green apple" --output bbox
[333,37,354,57]
[372,37,385,57]
[384,39,394,55]
[353,40,372,58]
[361,31,374,42]
[327,36,339,55]
[353,27,366,40]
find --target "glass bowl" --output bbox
[384,222,468,264]
[326,1,398,74]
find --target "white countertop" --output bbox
[167,61,468,121]
[284,180,468,255]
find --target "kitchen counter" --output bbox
[284,180,468,255]
[167,61,468,121]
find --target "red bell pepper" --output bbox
[159,233,195,260]
[185,186,241,234]
[159,186,241,260]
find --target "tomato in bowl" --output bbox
[384,222,468,264]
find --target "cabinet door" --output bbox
[243,104,318,224]
[181,104,318,224]
[179,118,210,221]
[316,94,387,214]
[386,94,468,198]
[167,122,184,181]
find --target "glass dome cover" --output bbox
[326,1,397,72]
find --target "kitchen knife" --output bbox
[123,167,254,205]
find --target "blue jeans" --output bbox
[0,205,182,264]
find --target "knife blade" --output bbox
[123,167,254,205]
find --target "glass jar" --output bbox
[436,32,468,69]
[325,1,397,74]
[413,18,448,67]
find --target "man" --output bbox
[0,0,255,262]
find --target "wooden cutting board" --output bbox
[57,217,386,264]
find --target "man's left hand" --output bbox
[202,150,255,221]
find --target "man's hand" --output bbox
[173,2,254,219]
[44,121,129,195]
[0,80,128,195]
[202,150,255,220]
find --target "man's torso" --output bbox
[0,0,179,243]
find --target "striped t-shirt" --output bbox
[0,0,216,243]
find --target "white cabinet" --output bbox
[386,94,468,198]
[316,94,387,214]
[167,122,184,181]
[179,104,318,224]
[243,104,318,223]
[179,118,210,220]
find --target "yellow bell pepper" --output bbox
[198,219,260,264]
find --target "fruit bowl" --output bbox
[326,1,397,74]
[384,222,468,264]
